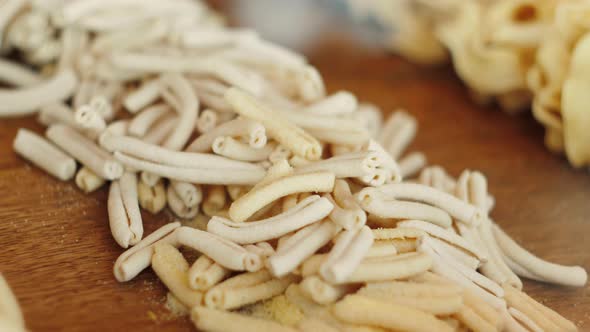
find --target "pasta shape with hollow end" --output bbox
[170,181,202,208]
[365,139,402,182]
[47,124,123,180]
[113,222,181,282]
[358,183,485,225]
[196,109,218,134]
[151,244,203,308]
[175,226,262,272]
[167,184,199,219]
[331,179,367,229]
[299,275,355,305]
[324,194,366,231]
[204,272,297,310]
[208,195,332,244]
[188,255,231,291]
[295,151,378,179]
[4,2,589,331]
[333,295,454,332]
[224,87,322,160]
[229,171,335,223]
[212,136,275,162]
[101,133,265,172]
[13,128,77,181]
[359,191,453,229]
[186,117,267,152]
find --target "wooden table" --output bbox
[1,30,589,332]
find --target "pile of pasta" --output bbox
[352,0,590,169]
[1,0,588,331]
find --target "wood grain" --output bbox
[1,29,589,332]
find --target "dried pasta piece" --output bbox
[75,167,106,193]
[13,128,76,181]
[209,195,332,244]
[454,305,497,332]
[320,226,374,284]
[188,255,231,291]
[205,272,297,310]
[359,183,485,225]
[360,191,452,228]
[503,285,577,332]
[167,184,199,219]
[186,118,267,152]
[113,222,181,282]
[331,180,367,230]
[398,152,427,179]
[345,252,432,283]
[333,295,453,332]
[229,171,335,222]
[108,172,143,248]
[267,220,342,277]
[151,244,203,308]
[212,136,276,162]
[175,227,262,272]
[47,124,123,180]
[191,306,298,332]
[137,179,166,214]
[493,223,587,287]
[202,185,227,217]
[224,87,322,160]
[299,276,355,304]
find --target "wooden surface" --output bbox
[1,33,590,332]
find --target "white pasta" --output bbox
[2,1,585,331]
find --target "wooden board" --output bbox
[1,35,589,332]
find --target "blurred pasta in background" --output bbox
[348,0,590,169]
